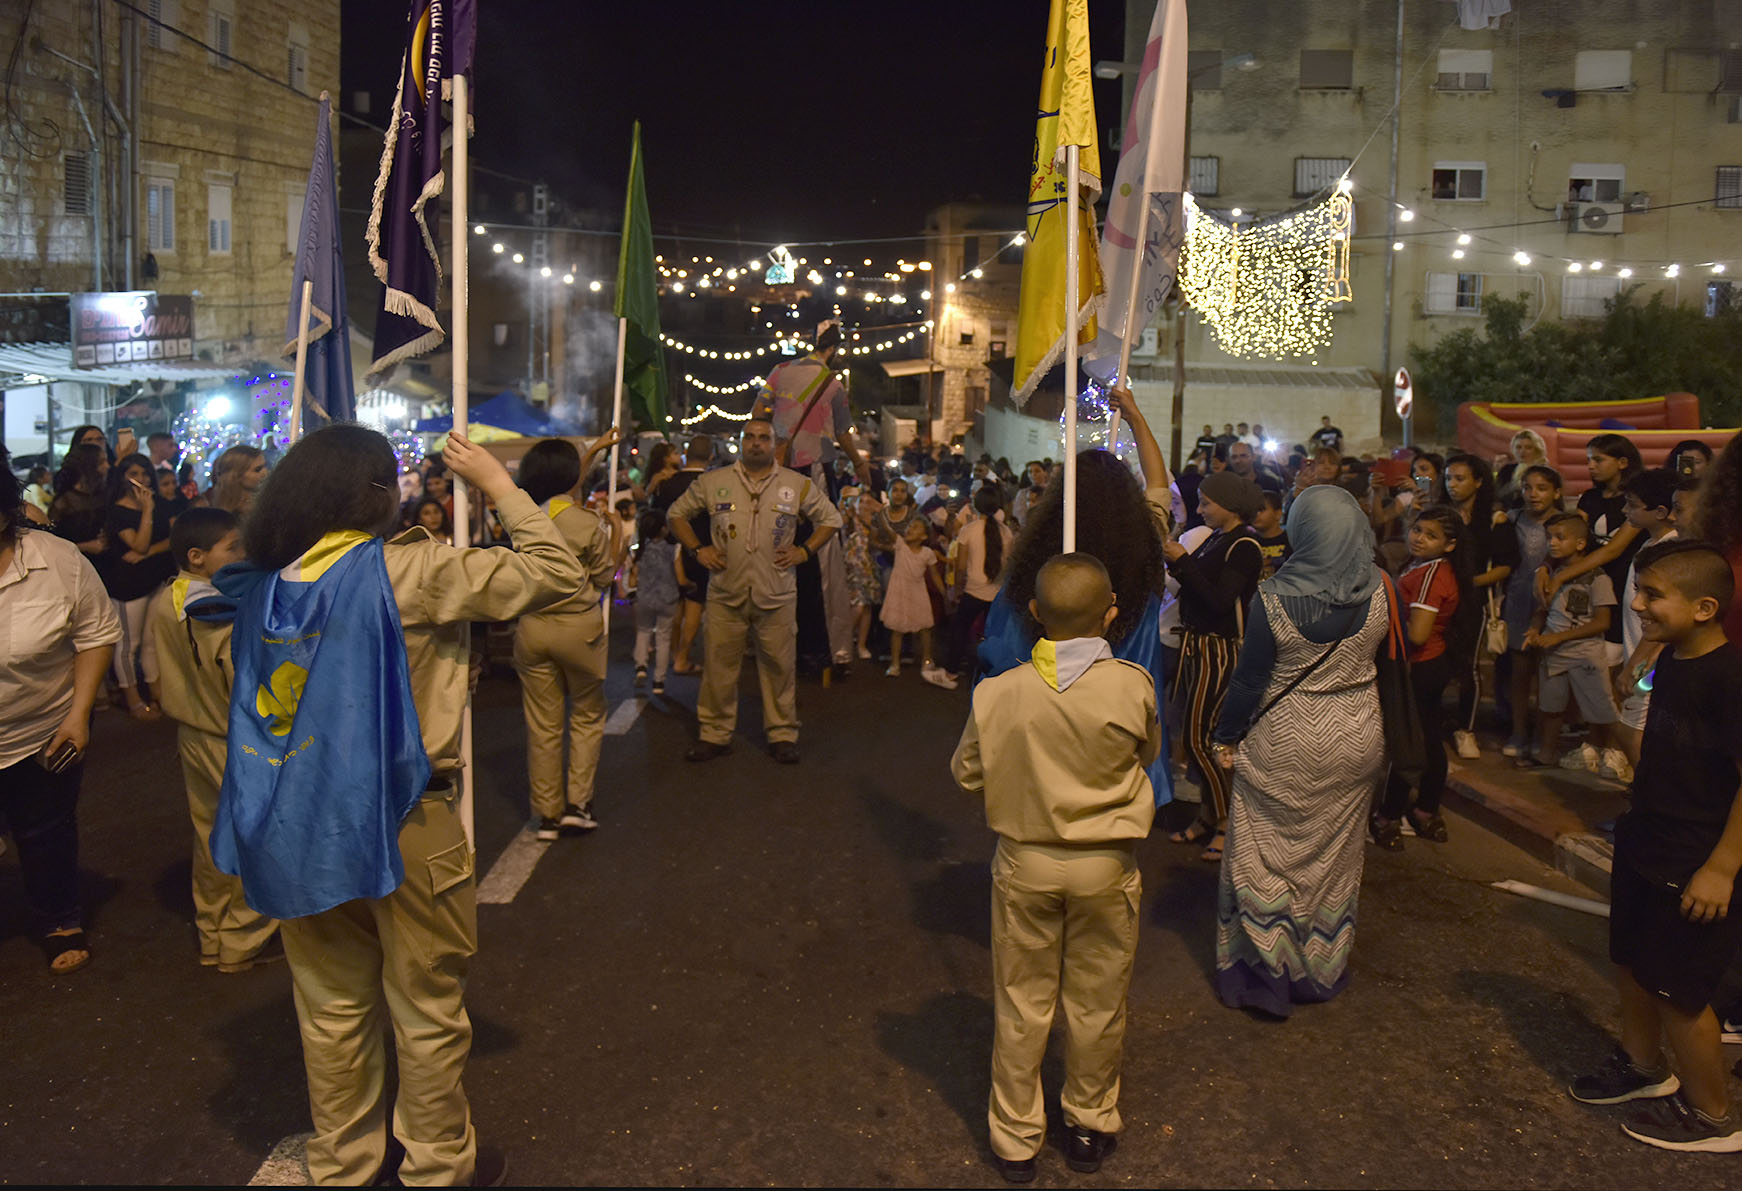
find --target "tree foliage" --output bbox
[1410,289,1742,437]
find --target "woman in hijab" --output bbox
[1209,485,1393,1017]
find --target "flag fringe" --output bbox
[364,51,446,296]
[281,304,334,361]
[1011,291,1105,408]
[367,324,446,379]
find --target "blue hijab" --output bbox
[1264,485,1382,626]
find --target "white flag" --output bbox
[1085,0,1188,382]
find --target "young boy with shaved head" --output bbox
[1571,540,1742,1152]
[951,553,1160,1182]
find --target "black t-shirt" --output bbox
[1313,426,1344,449]
[1194,433,1219,458]
[102,501,174,601]
[1173,527,1263,637]
[1577,486,1639,642]
[1616,642,1742,886]
[1255,532,1291,581]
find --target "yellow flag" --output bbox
[1013,0,1105,406]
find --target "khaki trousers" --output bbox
[179,726,277,966]
[279,789,478,1186]
[989,838,1141,1161]
[698,597,798,745]
[513,608,607,820]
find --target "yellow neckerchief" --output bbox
[1030,636,1113,692]
[735,461,778,554]
[280,530,372,582]
[169,572,222,621]
[544,494,574,519]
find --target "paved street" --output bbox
[0,618,1734,1187]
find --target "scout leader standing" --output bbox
[668,417,842,764]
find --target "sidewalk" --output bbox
[1443,733,1626,898]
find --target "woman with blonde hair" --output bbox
[208,445,268,517]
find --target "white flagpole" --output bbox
[603,316,628,641]
[287,279,314,443]
[1105,193,1149,451]
[450,73,475,847]
[1063,143,1081,553]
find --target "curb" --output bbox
[1443,756,1622,896]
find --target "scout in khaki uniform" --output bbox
[667,418,842,764]
[221,429,584,1187]
[147,507,280,971]
[951,553,1159,1183]
[511,433,622,841]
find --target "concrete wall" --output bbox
[1124,0,1742,427]
[0,1,340,365]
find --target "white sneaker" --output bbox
[1722,1018,1742,1045]
[1559,743,1599,773]
[1599,748,1634,783]
[1502,737,1526,757]
[1453,730,1481,760]
[920,664,959,689]
[559,803,599,830]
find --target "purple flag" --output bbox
[364,0,476,375]
[285,94,354,423]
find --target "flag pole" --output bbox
[604,315,628,640]
[1063,142,1081,553]
[449,72,475,847]
[288,279,314,442]
[1105,193,1149,452]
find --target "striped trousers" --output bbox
[1176,629,1241,827]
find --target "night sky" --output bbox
[342,0,1129,249]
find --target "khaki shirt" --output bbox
[385,487,584,776]
[951,657,1159,845]
[521,496,617,631]
[149,571,235,739]
[668,463,842,610]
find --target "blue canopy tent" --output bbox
[413,390,584,437]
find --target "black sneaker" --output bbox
[559,803,598,830]
[1065,1126,1116,1173]
[1569,1046,1680,1105]
[651,679,665,696]
[535,817,561,842]
[685,740,733,762]
[993,1154,1036,1184]
[1622,1092,1742,1152]
[770,740,801,765]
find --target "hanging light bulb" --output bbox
[1457,233,1472,246]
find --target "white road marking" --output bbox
[603,697,645,736]
[476,825,548,905]
[248,1132,311,1186]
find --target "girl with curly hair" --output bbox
[1693,434,1742,646]
[978,387,1173,804]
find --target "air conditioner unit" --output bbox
[1623,191,1650,213]
[1568,201,1625,234]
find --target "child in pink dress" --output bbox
[881,516,943,679]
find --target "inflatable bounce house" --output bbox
[1457,394,1736,493]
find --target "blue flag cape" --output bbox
[211,534,430,919]
[977,589,1174,807]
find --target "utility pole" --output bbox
[529,182,549,397]
[1382,0,1406,445]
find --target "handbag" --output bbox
[1377,573,1428,789]
[1483,586,1509,655]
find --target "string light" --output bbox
[682,373,765,396]
[1178,188,1353,360]
[680,403,757,426]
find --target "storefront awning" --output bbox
[881,358,944,378]
[0,342,235,387]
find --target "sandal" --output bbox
[42,928,91,973]
[1409,810,1449,843]
[1199,833,1226,862]
[1169,821,1216,846]
[1369,814,1403,852]
[126,699,161,722]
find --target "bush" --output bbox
[1410,289,1742,437]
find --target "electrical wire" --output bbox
[3,0,64,160]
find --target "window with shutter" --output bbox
[146,180,175,252]
[1424,271,1481,315]
[1188,50,1222,91]
[1435,50,1491,91]
[1562,275,1620,319]
[1431,163,1486,201]
[1293,157,1351,197]
[1299,50,1353,90]
[287,26,310,93]
[1574,51,1632,91]
[1190,156,1219,196]
[63,152,91,216]
[209,5,233,67]
[207,185,232,255]
[1717,167,1742,210]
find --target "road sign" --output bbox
[1394,366,1413,419]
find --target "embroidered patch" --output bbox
[778,486,795,503]
[716,486,730,498]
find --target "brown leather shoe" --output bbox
[684,740,733,762]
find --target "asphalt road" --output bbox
[0,617,1734,1186]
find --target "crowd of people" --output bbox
[3,380,1741,1179]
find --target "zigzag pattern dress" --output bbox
[1215,586,1387,1016]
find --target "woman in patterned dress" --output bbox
[841,491,885,659]
[1209,485,1392,1017]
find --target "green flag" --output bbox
[614,122,667,431]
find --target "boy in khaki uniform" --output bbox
[951,553,1159,1183]
[148,507,280,971]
